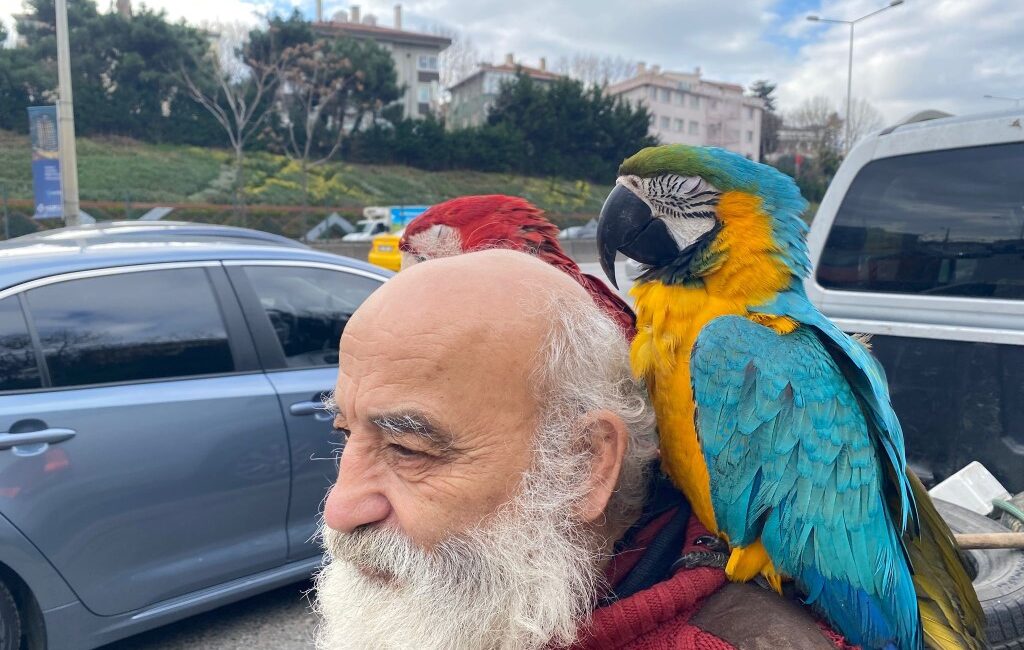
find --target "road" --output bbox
[101,260,626,650]
[99,581,317,650]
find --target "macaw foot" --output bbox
[725,540,783,594]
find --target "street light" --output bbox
[983,94,1024,108]
[807,0,904,152]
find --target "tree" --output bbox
[434,28,479,92]
[786,95,843,157]
[845,97,884,148]
[555,53,637,86]
[487,73,655,181]
[181,18,298,214]
[267,37,399,215]
[1,0,218,142]
[749,80,780,159]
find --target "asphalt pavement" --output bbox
[99,581,317,650]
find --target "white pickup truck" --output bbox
[805,107,1024,648]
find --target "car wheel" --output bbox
[935,499,1024,649]
[0,580,21,650]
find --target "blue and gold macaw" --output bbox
[596,145,984,650]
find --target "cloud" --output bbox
[777,0,1024,121]
[3,0,1020,123]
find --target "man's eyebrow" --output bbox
[369,411,453,448]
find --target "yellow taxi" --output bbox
[368,229,403,272]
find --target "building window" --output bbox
[746,130,754,143]
[710,99,719,110]
[689,121,699,135]
[676,92,685,105]
[660,88,671,103]
[690,95,700,109]
[418,84,432,103]
[484,72,514,95]
[673,118,684,132]
[418,55,438,71]
[747,107,755,119]
[649,87,658,100]
[659,116,670,130]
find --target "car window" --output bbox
[25,268,234,387]
[243,266,382,369]
[0,296,42,391]
[817,142,1024,299]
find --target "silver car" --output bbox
[0,222,390,649]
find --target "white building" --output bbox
[314,5,451,120]
[447,54,563,130]
[606,64,764,161]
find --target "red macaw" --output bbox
[399,194,636,339]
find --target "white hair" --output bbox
[530,290,659,532]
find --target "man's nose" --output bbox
[323,440,391,533]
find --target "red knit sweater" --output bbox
[568,514,856,650]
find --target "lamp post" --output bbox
[55,0,81,226]
[983,94,1024,108]
[807,0,904,152]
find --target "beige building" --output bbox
[314,5,451,119]
[447,54,563,130]
[606,65,764,161]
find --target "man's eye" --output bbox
[388,443,425,459]
[331,427,352,441]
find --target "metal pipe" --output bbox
[55,0,81,227]
[955,532,1024,550]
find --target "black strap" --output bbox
[600,469,693,605]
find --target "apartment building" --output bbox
[314,4,451,119]
[606,64,764,160]
[447,54,563,129]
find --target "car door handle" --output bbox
[289,401,332,420]
[0,428,77,450]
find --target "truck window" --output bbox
[817,142,1024,299]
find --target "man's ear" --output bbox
[577,409,629,524]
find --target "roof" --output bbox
[449,63,563,92]
[0,222,389,292]
[313,21,451,49]
[8,221,308,249]
[606,71,757,107]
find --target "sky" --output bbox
[2,0,1021,121]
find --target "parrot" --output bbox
[594,144,985,650]
[399,194,636,338]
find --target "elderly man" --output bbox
[316,249,847,649]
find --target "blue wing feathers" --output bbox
[691,314,921,649]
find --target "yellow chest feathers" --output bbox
[628,192,796,533]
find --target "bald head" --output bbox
[348,248,593,359]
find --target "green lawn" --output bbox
[0,130,609,226]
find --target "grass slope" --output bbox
[0,130,609,226]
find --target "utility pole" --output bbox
[55,0,81,226]
[807,0,904,153]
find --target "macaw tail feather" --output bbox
[904,470,986,649]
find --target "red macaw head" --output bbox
[400,195,636,340]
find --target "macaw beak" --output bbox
[597,184,680,288]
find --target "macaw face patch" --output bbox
[618,173,721,251]
[401,224,464,269]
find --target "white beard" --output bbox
[314,429,607,650]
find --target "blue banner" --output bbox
[28,106,62,219]
[389,205,430,228]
